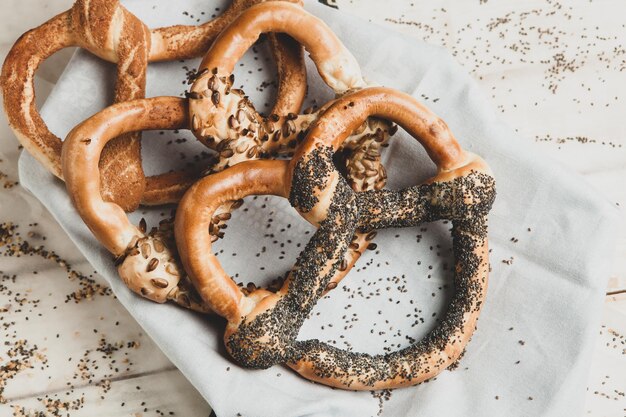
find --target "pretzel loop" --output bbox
[175,159,359,367]
[2,0,150,211]
[62,97,190,304]
[175,87,495,390]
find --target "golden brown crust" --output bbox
[62,96,190,304]
[196,2,365,93]
[1,0,307,210]
[59,96,374,311]
[1,0,150,211]
[266,33,307,117]
[187,1,391,190]
[141,170,200,206]
[184,5,407,305]
[1,11,73,179]
[148,0,302,62]
[175,160,290,320]
[185,3,392,294]
[62,97,188,255]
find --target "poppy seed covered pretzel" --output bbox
[175,159,360,368]
[1,0,307,209]
[283,87,496,390]
[174,87,495,388]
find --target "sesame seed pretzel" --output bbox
[1,0,306,211]
[174,87,495,390]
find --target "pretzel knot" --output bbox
[175,87,496,390]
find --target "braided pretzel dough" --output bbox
[1,0,306,210]
[2,0,149,211]
[174,87,495,390]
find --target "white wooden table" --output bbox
[1,0,624,415]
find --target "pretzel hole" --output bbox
[377,123,442,190]
[211,195,314,294]
[298,121,462,353]
[140,127,213,178]
[243,35,285,116]
[298,221,455,355]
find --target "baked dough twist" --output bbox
[60,93,384,309]
[62,97,197,307]
[187,2,395,290]
[1,0,306,210]
[175,87,495,390]
[188,1,393,191]
[287,87,496,390]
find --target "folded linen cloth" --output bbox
[18,0,620,415]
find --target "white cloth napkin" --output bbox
[18,0,621,416]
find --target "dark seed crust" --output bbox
[226,159,359,368]
[226,141,496,388]
[289,146,336,213]
[292,172,496,387]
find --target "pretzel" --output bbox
[175,158,359,364]
[174,87,496,390]
[61,98,188,303]
[60,92,375,311]
[289,88,496,389]
[188,1,393,191]
[1,0,306,210]
[186,1,395,290]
